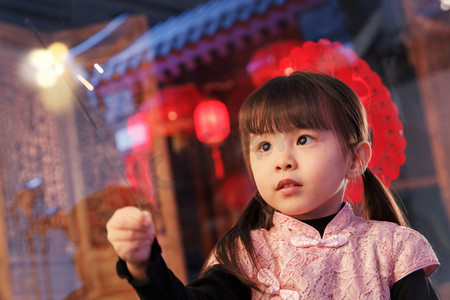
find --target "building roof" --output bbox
[88,0,324,87]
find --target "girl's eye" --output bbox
[259,142,272,152]
[297,135,313,145]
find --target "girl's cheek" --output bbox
[254,151,264,162]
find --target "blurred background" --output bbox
[0,0,449,299]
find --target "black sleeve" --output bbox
[116,239,251,300]
[390,269,440,300]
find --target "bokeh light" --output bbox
[27,42,69,89]
[29,49,54,69]
[441,0,450,10]
[48,42,69,62]
[23,42,74,114]
[168,111,178,121]
[35,68,58,88]
[55,63,64,76]
[94,63,104,74]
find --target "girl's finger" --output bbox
[108,229,154,242]
[107,207,153,231]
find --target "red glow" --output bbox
[157,84,203,122]
[193,100,230,146]
[211,147,224,179]
[247,40,302,86]
[124,152,156,207]
[126,112,152,153]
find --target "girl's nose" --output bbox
[275,148,297,171]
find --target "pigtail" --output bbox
[361,168,408,227]
[204,192,274,290]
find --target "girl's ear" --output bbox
[346,141,372,180]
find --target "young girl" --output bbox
[106,71,440,299]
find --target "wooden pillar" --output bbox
[151,133,187,283]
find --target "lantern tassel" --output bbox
[211,147,225,179]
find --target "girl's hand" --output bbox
[106,206,155,281]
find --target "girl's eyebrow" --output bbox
[296,128,329,134]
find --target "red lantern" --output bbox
[194,100,230,179]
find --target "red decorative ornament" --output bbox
[265,39,406,203]
[247,40,303,86]
[194,100,230,179]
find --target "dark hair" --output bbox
[208,71,408,289]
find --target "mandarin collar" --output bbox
[272,202,354,239]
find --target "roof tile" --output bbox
[91,0,323,86]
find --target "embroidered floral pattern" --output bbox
[237,203,439,299]
[257,268,300,299]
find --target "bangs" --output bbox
[240,75,334,136]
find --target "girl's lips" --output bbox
[276,178,301,190]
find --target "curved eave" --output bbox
[91,0,324,91]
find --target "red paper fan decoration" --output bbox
[254,39,406,203]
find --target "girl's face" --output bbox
[249,129,352,220]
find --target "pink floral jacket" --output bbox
[223,203,439,299]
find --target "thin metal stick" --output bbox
[25,18,144,210]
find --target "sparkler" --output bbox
[25,18,144,210]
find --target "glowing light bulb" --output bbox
[29,49,54,69]
[168,111,178,121]
[48,42,69,62]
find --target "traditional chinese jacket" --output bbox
[118,202,440,299]
[233,202,439,299]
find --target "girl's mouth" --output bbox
[276,178,301,190]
